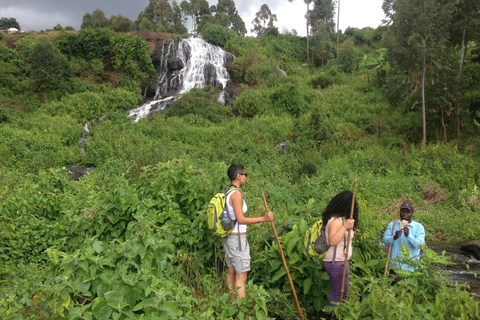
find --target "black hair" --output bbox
[227,164,245,181]
[321,191,359,228]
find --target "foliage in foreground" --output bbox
[0,158,479,319]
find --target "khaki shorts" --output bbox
[222,234,251,274]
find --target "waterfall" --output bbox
[128,37,235,122]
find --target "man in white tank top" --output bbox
[222,164,274,299]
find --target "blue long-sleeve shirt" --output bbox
[382,220,425,271]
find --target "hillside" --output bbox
[0,25,479,319]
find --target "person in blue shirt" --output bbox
[382,202,425,272]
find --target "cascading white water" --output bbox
[177,37,232,93]
[128,37,234,122]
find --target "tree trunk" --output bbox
[306,1,310,63]
[422,49,426,143]
[336,0,340,58]
[456,27,466,138]
[442,106,448,145]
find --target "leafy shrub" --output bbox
[291,106,331,148]
[245,60,283,87]
[338,39,357,73]
[69,57,106,81]
[101,87,142,111]
[332,245,480,320]
[270,83,306,117]
[55,31,81,57]
[165,95,229,123]
[201,23,238,47]
[30,41,72,92]
[77,28,116,60]
[43,92,105,123]
[234,89,271,117]
[0,114,82,171]
[110,34,155,80]
[403,143,480,193]
[260,34,306,70]
[345,27,373,45]
[309,73,334,89]
[13,36,41,60]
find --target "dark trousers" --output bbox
[323,260,349,305]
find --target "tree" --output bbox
[358,48,389,86]
[251,4,277,38]
[135,0,157,29]
[91,9,108,28]
[171,1,188,34]
[310,0,336,33]
[216,13,230,28]
[288,0,313,62]
[210,0,246,36]
[337,38,356,73]
[180,0,210,33]
[382,0,395,25]
[136,0,187,33]
[449,0,480,137]
[385,0,454,142]
[52,24,65,31]
[30,41,72,93]
[0,17,20,30]
[139,17,155,31]
[110,14,135,32]
[336,0,340,57]
[231,13,247,36]
[310,24,332,68]
[81,13,94,29]
[287,0,336,63]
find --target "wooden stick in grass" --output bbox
[340,179,357,303]
[262,191,305,320]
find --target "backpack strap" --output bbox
[225,186,243,251]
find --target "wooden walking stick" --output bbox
[340,179,357,303]
[262,192,305,320]
[384,201,401,275]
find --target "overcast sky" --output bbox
[0,0,386,35]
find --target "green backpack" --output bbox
[207,185,239,238]
[304,219,329,259]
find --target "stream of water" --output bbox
[427,242,480,298]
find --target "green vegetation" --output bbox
[1,1,480,319]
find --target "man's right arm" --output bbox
[382,221,394,245]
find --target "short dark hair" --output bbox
[322,191,359,228]
[227,164,244,181]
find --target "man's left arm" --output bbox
[405,223,425,249]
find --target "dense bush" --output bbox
[165,95,230,123]
[270,83,310,117]
[201,23,238,47]
[42,87,141,123]
[30,41,72,92]
[110,34,155,80]
[234,89,271,117]
[0,114,82,172]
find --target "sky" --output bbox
[0,0,386,35]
